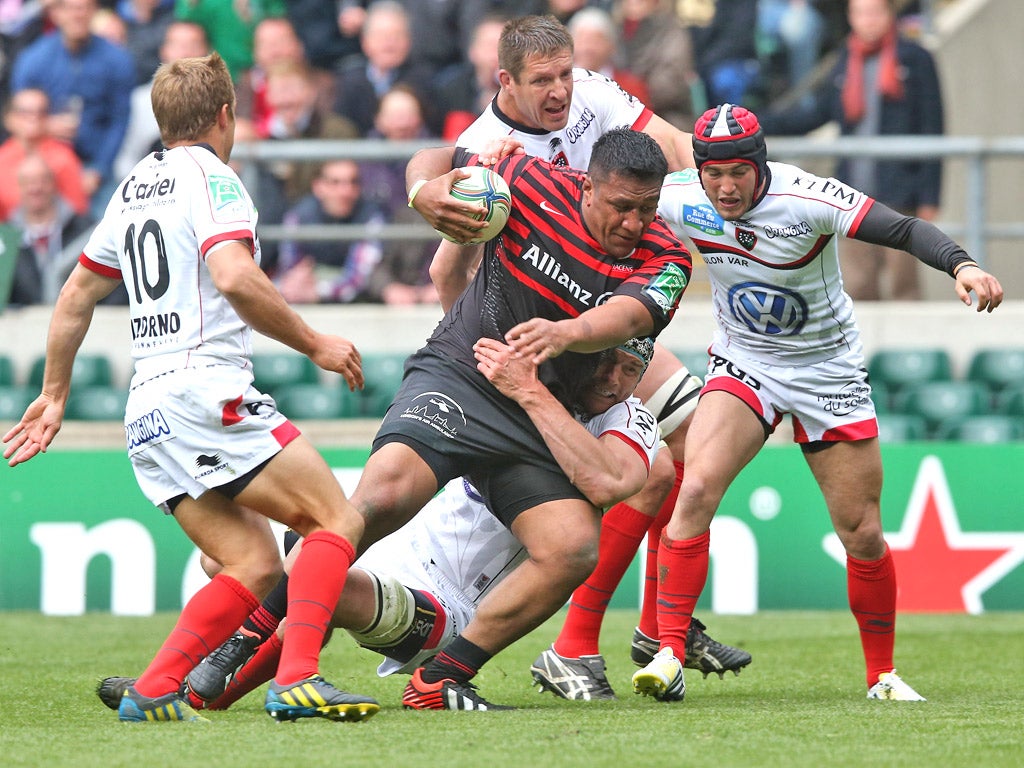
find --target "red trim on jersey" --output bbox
[791,415,879,443]
[419,590,448,651]
[221,394,244,426]
[605,430,652,473]
[79,253,121,278]
[201,230,255,260]
[272,420,301,447]
[845,197,876,238]
[701,375,765,419]
[631,107,655,132]
[692,233,832,270]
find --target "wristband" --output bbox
[953,261,979,278]
[407,179,428,208]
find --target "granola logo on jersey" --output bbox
[727,281,808,336]
[207,174,248,221]
[736,228,757,251]
[682,204,724,236]
[400,391,467,439]
[818,382,871,417]
[641,262,688,316]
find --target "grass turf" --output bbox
[1,610,1021,768]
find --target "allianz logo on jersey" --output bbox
[121,173,176,203]
[520,243,621,306]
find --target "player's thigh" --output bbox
[235,435,360,539]
[351,441,441,548]
[173,492,281,595]
[803,438,885,556]
[511,497,601,569]
[682,389,767,495]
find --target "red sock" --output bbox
[553,502,652,658]
[134,574,258,698]
[656,529,709,658]
[210,632,283,710]
[638,460,683,638]
[274,529,354,685]
[848,546,897,687]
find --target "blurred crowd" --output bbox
[0,0,945,307]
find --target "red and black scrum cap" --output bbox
[692,103,767,184]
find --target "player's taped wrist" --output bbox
[952,260,979,278]
[407,179,428,208]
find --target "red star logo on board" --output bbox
[824,456,1024,613]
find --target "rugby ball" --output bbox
[438,166,512,245]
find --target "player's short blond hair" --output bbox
[498,14,573,81]
[151,52,235,145]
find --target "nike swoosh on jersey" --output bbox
[539,200,567,217]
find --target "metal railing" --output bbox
[228,135,1024,267]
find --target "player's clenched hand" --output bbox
[309,335,364,391]
[410,169,487,243]
[955,267,1004,313]
[474,337,542,401]
[505,318,573,365]
[2,394,64,467]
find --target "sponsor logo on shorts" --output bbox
[819,383,871,417]
[708,354,762,390]
[682,204,724,235]
[400,391,467,439]
[727,281,808,336]
[195,453,222,468]
[125,409,172,450]
[194,453,231,480]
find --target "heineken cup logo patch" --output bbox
[208,175,244,210]
[642,262,688,314]
[736,228,757,251]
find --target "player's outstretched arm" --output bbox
[3,264,119,466]
[206,241,364,390]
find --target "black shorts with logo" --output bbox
[371,350,589,525]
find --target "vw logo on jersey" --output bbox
[728,282,808,336]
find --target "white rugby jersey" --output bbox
[457,68,651,167]
[80,145,260,383]
[659,162,873,364]
[361,395,659,607]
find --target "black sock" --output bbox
[241,574,288,643]
[420,636,492,685]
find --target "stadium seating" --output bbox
[895,380,990,436]
[250,353,320,396]
[995,384,1024,418]
[876,413,928,442]
[29,353,114,390]
[64,386,129,421]
[867,348,952,400]
[0,355,14,387]
[0,386,33,421]
[672,348,711,380]
[359,352,408,417]
[935,415,1024,443]
[966,348,1024,398]
[272,383,358,419]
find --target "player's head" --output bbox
[582,127,667,258]
[497,15,575,132]
[152,53,236,155]
[692,103,767,220]
[579,337,654,415]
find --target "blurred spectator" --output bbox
[11,0,136,212]
[0,2,49,113]
[435,13,506,142]
[760,0,944,300]
[236,16,334,139]
[359,84,438,305]
[284,0,362,71]
[546,0,588,26]
[0,88,89,221]
[757,0,826,107]
[6,153,96,306]
[119,0,175,86]
[174,0,284,80]
[249,60,360,273]
[568,8,649,105]
[275,159,386,304]
[91,6,128,47]
[332,1,439,136]
[685,0,760,107]
[113,19,209,180]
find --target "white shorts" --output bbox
[702,343,879,443]
[355,531,476,677]
[124,364,298,509]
